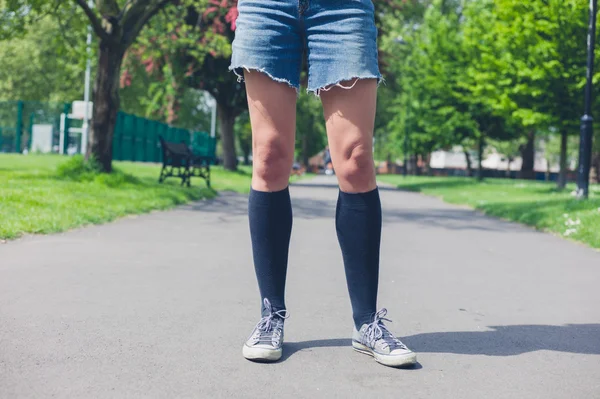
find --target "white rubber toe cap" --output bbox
[242,344,282,362]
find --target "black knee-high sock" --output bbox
[248,187,293,316]
[335,188,382,330]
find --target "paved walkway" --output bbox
[1,175,599,398]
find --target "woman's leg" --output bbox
[245,70,297,315]
[320,78,381,330]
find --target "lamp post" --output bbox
[404,103,409,176]
[81,0,93,156]
[208,94,217,139]
[577,0,598,199]
[394,36,410,176]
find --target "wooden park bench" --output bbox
[158,135,213,187]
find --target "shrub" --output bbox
[56,155,102,182]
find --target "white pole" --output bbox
[210,96,217,138]
[81,0,93,154]
[59,113,66,155]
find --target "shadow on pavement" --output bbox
[290,182,401,192]
[279,338,422,369]
[381,180,478,192]
[403,324,600,356]
[184,192,524,232]
[278,324,600,363]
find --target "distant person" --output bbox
[291,162,304,177]
[229,0,417,368]
[323,146,334,175]
[323,145,331,165]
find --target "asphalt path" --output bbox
[1,175,599,398]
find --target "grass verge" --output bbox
[0,154,256,240]
[379,175,600,249]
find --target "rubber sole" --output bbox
[352,341,417,368]
[242,344,282,362]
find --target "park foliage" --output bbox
[1,0,599,187]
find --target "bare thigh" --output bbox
[244,71,297,192]
[320,79,378,193]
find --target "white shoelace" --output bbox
[363,308,408,351]
[251,298,289,346]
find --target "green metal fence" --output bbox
[0,101,216,163]
[0,100,71,153]
[113,111,216,163]
[113,111,186,162]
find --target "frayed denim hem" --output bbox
[308,75,385,97]
[229,65,300,93]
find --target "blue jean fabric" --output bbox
[229,0,381,94]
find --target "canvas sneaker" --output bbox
[352,308,417,367]
[242,298,289,362]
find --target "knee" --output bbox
[253,135,293,189]
[335,142,375,191]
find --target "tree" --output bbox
[3,0,176,171]
[83,0,177,172]
[592,147,600,183]
[542,132,579,179]
[373,0,435,165]
[461,0,542,180]
[468,0,588,188]
[387,0,497,178]
[179,0,247,171]
[519,130,537,179]
[120,1,212,126]
[381,0,533,181]
[0,16,85,102]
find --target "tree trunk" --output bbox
[506,158,512,178]
[592,152,600,183]
[464,150,473,177]
[477,136,484,181]
[239,132,251,166]
[301,131,309,168]
[166,72,182,125]
[424,153,432,176]
[87,42,125,172]
[519,130,535,180]
[557,129,568,190]
[218,104,237,171]
[238,131,251,166]
[412,154,420,175]
[239,134,250,165]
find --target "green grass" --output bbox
[0,154,256,240]
[379,175,600,249]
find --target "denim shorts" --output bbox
[229,0,381,94]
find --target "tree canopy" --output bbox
[0,0,598,182]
